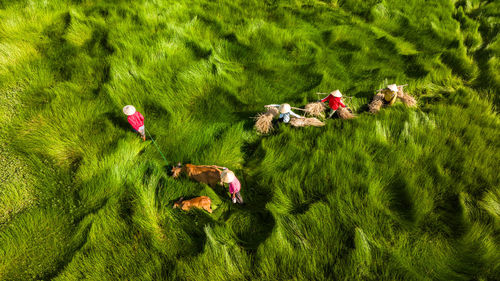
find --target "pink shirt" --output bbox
[127,112,144,130]
[229,177,241,194]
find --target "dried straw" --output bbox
[396,87,405,98]
[290,117,325,127]
[266,106,279,117]
[400,93,417,107]
[255,107,279,134]
[369,93,384,114]
[337,107,355,119]
[304,102,326,117]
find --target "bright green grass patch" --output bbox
[0,0,499,280]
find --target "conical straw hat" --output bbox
[123,105,136,115]
[332,90,342,97]
[221,170,235,183]
[387,84,398,92]
[279,103,291,113]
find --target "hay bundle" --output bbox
[304,102,326,117]
[396,87,405,98]
[255,107,279,134]
[337,107,355,119]
[400,93,417,107]
[290,117,325,127]
[369,93,384,114]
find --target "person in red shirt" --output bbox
[123,105,146,141]
[318,89,346,118]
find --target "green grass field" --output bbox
[1,0,499,280]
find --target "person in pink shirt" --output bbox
[221,169,243,204]
[123,105,146,141]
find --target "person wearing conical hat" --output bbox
[221,169,243,204]
[317,89,347,118]
[265,103,304,124]
[369,83,416,113]
[123,105,146,141]
[382,84,398,106]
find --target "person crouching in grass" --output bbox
[221,169,244,204]
[265,103,304,124]
[123,105,146,141]
[317,89,347,118]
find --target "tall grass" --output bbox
[0,0,499,280]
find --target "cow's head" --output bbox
[173,197,184,209]
[171,162,183,178]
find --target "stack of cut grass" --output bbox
[400,93,417,107]
[369,93,385,113]
[337,107,356,119]
[255,107,279,134]
[304,102,326,117]
[289,117,325,127]
[398,88,417,107]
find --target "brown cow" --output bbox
[173,196,212,213]
[171,163,224,187]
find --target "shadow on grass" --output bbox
[41,219,94,280]
[233,111,258,131]
[104,111,131,131]
[386,177,416,226]
[230,138,276,250]
[290,196,327,215]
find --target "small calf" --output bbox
[173,196,212,213]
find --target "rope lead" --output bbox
[145,128,169,166]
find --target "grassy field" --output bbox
[0,0,499,280]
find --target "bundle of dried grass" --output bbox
[400,93,417,107]
[369,93,384,114]
[337,107,355,119]
[266,106,279,117]
[396,87,405,98]
[290,117,325,127]
[304,102,326,117]
[255,107,279,134]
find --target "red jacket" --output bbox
[321,95,346,110]
[127,112,144,130]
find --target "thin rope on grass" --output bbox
[146,128,169,165]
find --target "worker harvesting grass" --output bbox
[305,90,355,119]
[319,90,346,117]
[369,84,417,113]
[255,103,324,134]
[123,105,146,141]
[266,103,303,124]
[221,169,244,204]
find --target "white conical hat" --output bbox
[123,105,136,115]
[387,84,398,92]
[332,90,342,97]
[221,170,235,183]
[279,103,291,113]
